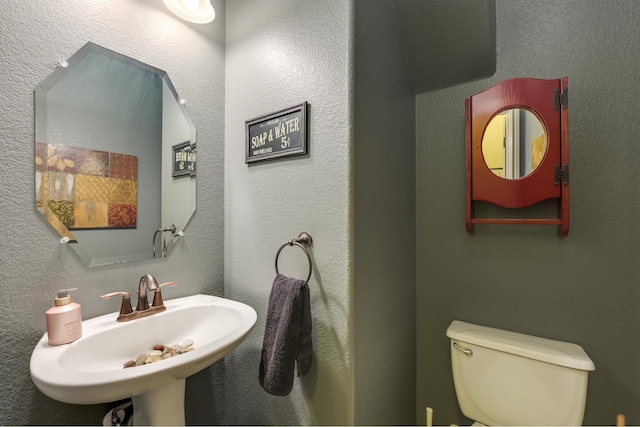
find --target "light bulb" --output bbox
[182,0,199,11]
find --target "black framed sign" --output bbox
[245,102,307,163]
[172,141,196,177]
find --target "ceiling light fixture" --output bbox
[163,0,215,24]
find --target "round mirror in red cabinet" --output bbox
[465,77,569,236]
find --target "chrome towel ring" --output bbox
[275,232,313,285]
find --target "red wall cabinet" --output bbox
[465,77,569,236]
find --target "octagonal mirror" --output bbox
[35,42,196,266]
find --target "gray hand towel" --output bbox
[259,273,313,396]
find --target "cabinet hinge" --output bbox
[554,163,569,186]
[554,86,568,111]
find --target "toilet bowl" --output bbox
[447,320,595,426]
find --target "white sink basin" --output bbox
[30,294,256,425]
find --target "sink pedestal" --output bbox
[131,379,186,426]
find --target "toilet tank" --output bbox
[446,321,595,426]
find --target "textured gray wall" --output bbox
[416,1,640,425]
[224,1,353,424]
[353,0,416,424]
[391,0,496,93]
[224,2,417,424]
[0,0,226,424]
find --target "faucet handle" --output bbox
[160,281,177,288]
[152,281,178,307]
[100,291,133,317]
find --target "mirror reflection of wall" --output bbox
[481,108,546,180]
[162,81,196,230]
[35,43,196,266]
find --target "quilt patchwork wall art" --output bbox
[35,143,138,232]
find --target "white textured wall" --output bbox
[0,0,225,424]
[224,1,354,424]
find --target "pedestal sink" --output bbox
[30,294,257,426]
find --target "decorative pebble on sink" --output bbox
[123,338,195,368]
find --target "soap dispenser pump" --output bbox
[46,288,82,345]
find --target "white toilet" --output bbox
[446,320,595,426]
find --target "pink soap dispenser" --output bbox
[46,288,82,345]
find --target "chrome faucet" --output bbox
[136,273,160,311]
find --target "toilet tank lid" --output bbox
[446,320,595,371]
